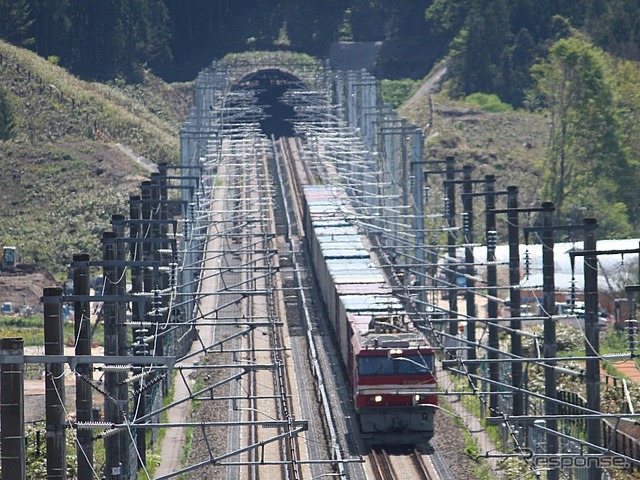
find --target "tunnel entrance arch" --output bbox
[232,68,306,139]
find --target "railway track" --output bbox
[231,137,303,479]
[370,447,438,480]
[274,135,356,478]
[277,135,456,480]
[170,131,312,479]
[178,70,458,479]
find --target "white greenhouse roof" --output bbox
[470,239,640,292]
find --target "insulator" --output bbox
[127,372,146,384]
[524,249,531,279]
[101,365,131,373]
[100,427,122,438]
[443,198,450,218]
[132,372,166,396]
[133,330,149,355]
[487,230,497,250]
[151,289,163,321]
[569,280,577,310]
[75,422,114,430]
[132,342,147,349]
[462,212,470,235]
[625,318,638,353]
[169,262,178,289]
[152,290,162,309]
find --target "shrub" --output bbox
[382,79,421,109]
[465,92,514,113]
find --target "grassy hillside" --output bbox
[0,40,192,275]
[401,88,549,231]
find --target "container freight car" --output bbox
[302,185,437,445]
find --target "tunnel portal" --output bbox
[233,69,306,139]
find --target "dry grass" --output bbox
[0,40,192,275]
[401,91,550,228]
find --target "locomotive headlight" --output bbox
[414,395,421,402]
[374,395,383,403]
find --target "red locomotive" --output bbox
[302,185,437,445]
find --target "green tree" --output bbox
[64,0,173,81]
[425,0,468,36]
[459,0,512,97]
[502,28,536,106]
[31,0,72,59]
[611,60,640,229]
[532,37,629,233]
[119,0,172,80]
[0,0,35,47]
[586,0,640,59]
[67,0,110,79]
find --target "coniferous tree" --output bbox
[118,0,172,80]
[165,0,220,79]
[459,0,512,97]
[349,0,387,40]
[143,0,173,71]
[286,0,348,54]
[60,0,173,81]
[0,0,35,47]
[502,28,536,105]
[424,0,468,37]
[67,0,102,78]
[31,0,71,60]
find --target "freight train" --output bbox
[302,184,437,445]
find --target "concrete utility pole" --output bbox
[485,175,500,415]
[626,285,640,371]
[44,286,67,480]
[400,118,411,284]
[541,203,559,480]
[141,180,155,336]
[506,186,524,418]
[150,174,168,399]
[583,218,601,480]
[491,187,549,421]
[445,156,458,340]
[410,128,426,313]
[111,215,130,478]
[73,253,94,480]
[103,231,123,480]
[462,165,477,383]
[0,337,25,479]
[129,194,147,467]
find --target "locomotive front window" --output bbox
[358,354,433,376]
[359,356,395,375]
[397,355,433,374]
